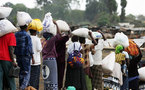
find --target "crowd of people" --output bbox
[0,7,143,90]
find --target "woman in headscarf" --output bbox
[115,44,130,90]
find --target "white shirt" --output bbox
[67,42,82,54]
[31,36,42,65]
[122,51,129,59]
[93,39,105,65]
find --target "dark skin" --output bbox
[8,46,17,66]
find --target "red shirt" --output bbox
[0,33,16,61]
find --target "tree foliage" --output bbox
[120,0,127,22]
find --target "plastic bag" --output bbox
[17,11,32,26]
[0,7,12,18]
[113,32,129,48]
[0,19,18,37]
[42,12,56,35]
[89,52,94,67]
[56,20,70,31]
[138,67,145,81]
[102,52,115,74]
[27,19,43,32]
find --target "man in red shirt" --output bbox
[0,32,17,90]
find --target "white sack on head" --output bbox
[56,20,70,31]
[17,11,32,26]
[113,32,129,48]
[71,28,91,38]
[0,19,18,37]
[138,67,145,81]
[42,12,56,35]
[0,7,12,18]
[92,32,102,39]
[102,52,115,74]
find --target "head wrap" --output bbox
[115,45,124,54]
[43,32,53,40]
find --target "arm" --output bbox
[8,46,17,66]
[88,31,98,45]
[97,30,106,41]
[53,20,61,35]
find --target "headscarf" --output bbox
[43,32,53,40]
[115,44,124,54]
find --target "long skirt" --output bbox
[91,65,103,90]
[65,65,87,90]
[42,58,58,90]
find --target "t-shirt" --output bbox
[31,36,42,65]
[67,42,82,54]
[93,39,104,65]
[0,33,16,61]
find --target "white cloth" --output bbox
[93,39,104,65]
[67,42,82,54]
[31,36,42,65]
[122,51,129,59]
[111,63,123,85]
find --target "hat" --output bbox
[0,7,12,18]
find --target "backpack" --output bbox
[67,43,84,68]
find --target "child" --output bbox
[29,29,42,90]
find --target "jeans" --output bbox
[29,65,40,90]
[16,55,31,90]
[0,60,16,90]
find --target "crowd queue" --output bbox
[0,7,143,90]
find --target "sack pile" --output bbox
[113,32,129,48]
[17,11,32,26]
[0,19,18,37]
[0,7,12,18]
[56,20,70,31]
[27,19,43,32]
[42,12,57,35]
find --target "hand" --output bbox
[32,58,35,64]
[12,61,17,67]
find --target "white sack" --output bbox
[17,11,32,26]
[72,28,91,38]
[138,67,145,81]
[102,52,115,74]
[43,12,56,35]
[0,19,18,37]
[92,32,102,39]
[56,20,70,31]
[113,32,129,48]
[0,7,12,18]
[89,52,94,67]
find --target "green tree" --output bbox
[120,0,127,22]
